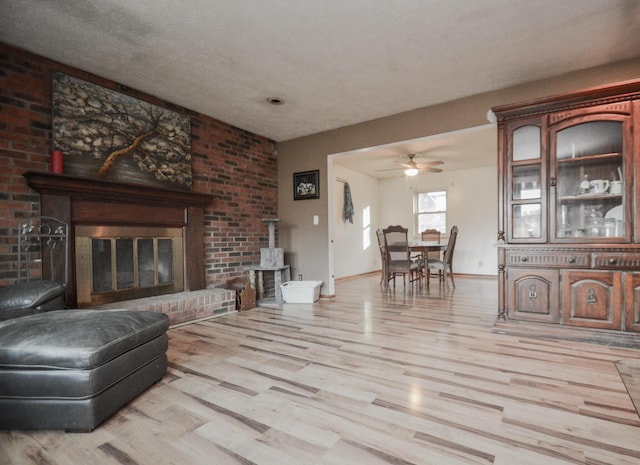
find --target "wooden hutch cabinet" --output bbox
[493,79,640,332]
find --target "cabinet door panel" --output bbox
[505,119,547,244]
[549,113,631,243]
[624,272,640,333]
[507,268,559,323]
[561,270,621,329]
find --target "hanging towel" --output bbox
[343,182,354,223]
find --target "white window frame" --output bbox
[414,189,447,237]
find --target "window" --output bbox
[362,205,371,251]
[415,190,447,235]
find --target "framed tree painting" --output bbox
[293,170,320,200]
[52,73,192,191]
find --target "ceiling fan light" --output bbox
[404,167,419,176]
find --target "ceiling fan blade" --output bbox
[394,161,414,168]
[416,160,444,167]
[375,167,404,172]
[380,154,445,175]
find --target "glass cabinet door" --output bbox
[551,117,628,242]
[508,121,545,242]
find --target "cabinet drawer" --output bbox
[592,253,640,269]
[507,251,590,268]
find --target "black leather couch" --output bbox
[0,306,169,431]
[0,280,67,320]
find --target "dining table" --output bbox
[409,240,446,254]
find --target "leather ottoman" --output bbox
[0,309,169,431]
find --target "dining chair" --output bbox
[426,225,458,287]
[420,228,441,278]
[375,228,390,287]
[382,225,422,289]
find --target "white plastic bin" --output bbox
[280,280,323,303]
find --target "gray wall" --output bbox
[277,58,640,297]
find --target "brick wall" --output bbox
[0,43,277,289]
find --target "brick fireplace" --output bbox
[24,171,214,309]
[2,42,278,319]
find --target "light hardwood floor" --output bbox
[2,274,640,465]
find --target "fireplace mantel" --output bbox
[24,171,214,307]
[24,171,212,210]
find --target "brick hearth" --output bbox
[95,288,236,326]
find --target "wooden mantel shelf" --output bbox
[24,171,213,209]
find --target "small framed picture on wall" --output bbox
[293,170,320,200]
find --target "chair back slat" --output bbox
[382,225,410,269]
[420,228,441,260]
[375,228,386,280]
[443,226,458,265]
[421,229,440,243]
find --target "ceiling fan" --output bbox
[377,153,444,176]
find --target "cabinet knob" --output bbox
[521,256,528,262]
[568,257,575,264]
[608,258,617,265]
[550,176,556,187]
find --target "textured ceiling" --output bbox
[334,124,498,178]
[3,0,640,145]
[3,1,640,178]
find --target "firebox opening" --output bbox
[75,225,184,307]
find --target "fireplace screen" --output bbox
[76,226,183,306]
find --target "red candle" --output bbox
[50,150,63,174]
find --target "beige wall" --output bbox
[377,164,498,277]
[331,157,498,282]
[277,58,640,297]
[331,164,381,279]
